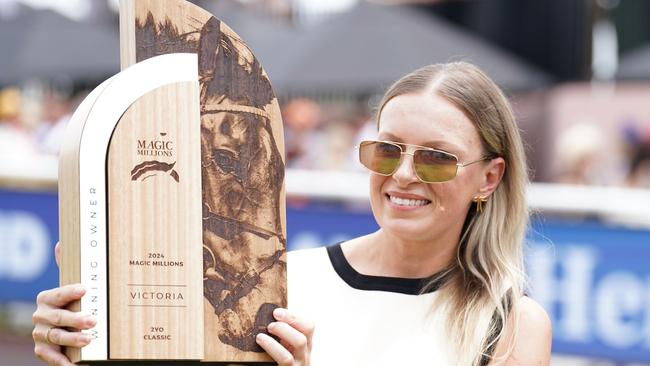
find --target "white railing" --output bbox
[286,169,650,228]
[2,160,649,227]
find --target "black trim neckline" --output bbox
[326,242,448,295]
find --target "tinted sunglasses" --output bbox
[358,140,494,183]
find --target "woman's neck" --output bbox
[342,229,458,279]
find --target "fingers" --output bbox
[256,308,314,365]
[33,324,92,348]
[54,242,61,268]
[47,327,92,348]
[36,284,85,307]
[34,343,76,366]
[256,333,295,366]
[32,308,95,330]
[32,281,90,366]
[267,321,308,351]
[273,308,315,343]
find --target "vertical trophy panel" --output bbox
[59,53,198,363]
[107,81,203,360]
[58,94,91,364]
[59,80,114,363]
[120,0,287,362]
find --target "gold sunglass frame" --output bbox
[357,139,494,183]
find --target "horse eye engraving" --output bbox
[213,149,242,183]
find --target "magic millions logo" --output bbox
[131,132,179,182]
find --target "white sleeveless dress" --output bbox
[287,244,458,366]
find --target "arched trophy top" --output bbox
[120,1,287,362]
[58,53,200,362]
[120,0,280,118]
[121,0,286,243]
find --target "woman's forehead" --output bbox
[378,93,481,153]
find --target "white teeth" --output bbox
[389,195,430,207]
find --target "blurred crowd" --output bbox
[0,87,79,157]
[1,85,650,189]
[553,119,650,187]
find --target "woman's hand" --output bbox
[33,243,314,366]
[32,242,95,366]
[256,308,314,366]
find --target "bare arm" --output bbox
[491,296,552,366]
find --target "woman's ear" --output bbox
[477,157,505,197]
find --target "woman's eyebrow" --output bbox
[377,132,402,142]
[379,132,461,152]
[421,140,461,152]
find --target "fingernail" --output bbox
[74,286,86,296]
[84,316,96,327]
[273,308,286,319]
[267,322,277,331]
[81,334,92,343]
[255,333,265,344]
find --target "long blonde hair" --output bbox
[376,62,528,366]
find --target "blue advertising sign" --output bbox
[0,188,58,302]
[2,188,650,362]
[527,219,650,362]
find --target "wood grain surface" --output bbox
[120,0,287,362]
[58,53,200,362]
[107,81,203,360]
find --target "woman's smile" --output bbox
[385,191,432,210]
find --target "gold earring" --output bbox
[473,195,488,213]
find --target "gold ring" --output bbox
[45,327,55,344]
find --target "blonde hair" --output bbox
[376,62,528,366]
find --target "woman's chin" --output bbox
[380,219,435,241]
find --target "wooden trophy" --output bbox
[58,0,287,363]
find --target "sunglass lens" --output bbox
[359,141,401,175]
[414,149,458,182]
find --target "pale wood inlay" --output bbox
[107,81,203,360]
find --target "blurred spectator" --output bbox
[553,122,610,185]
[282,98,323,169]
[318,115,354,170]
[347,112,376,171]
[624,125,650,188]
[33,91,73,155]
[0,88,35,156]
[626,143,650,187]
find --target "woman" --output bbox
[33,62,551,366]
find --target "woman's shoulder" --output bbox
[287,245,333,280]
[515,296,552,336]
[493,296,551,365]
[286,245,341,311]
[287,245,328,265]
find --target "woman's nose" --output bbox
[391,152,419,185]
